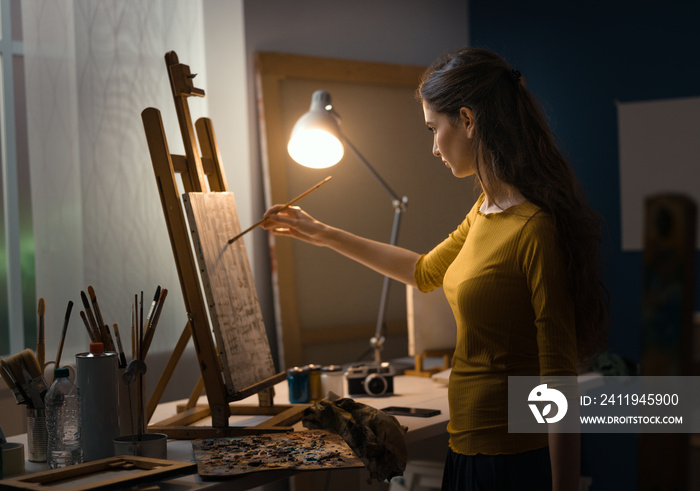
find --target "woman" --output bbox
[263,47,608,491]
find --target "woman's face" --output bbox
[422,103,477,179]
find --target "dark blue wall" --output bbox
[470,1,700,489]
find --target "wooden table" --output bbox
[4,374,450,490]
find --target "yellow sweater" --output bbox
[414,194,578,455]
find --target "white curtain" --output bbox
[22,0,208,364]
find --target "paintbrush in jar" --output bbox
[141,288,168,360]
[80,290,102,343]
[88,286,105,330]
[112,322,127,368]
[0,349,47,409]
[0,357,30,405]
[55,300,74,368]
[36,298,45,370]
[80,310,96,342]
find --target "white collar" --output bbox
[479,194,526,215]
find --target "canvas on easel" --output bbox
[183,192,277,393]
[404,285,455,377]
[140,51,303,439]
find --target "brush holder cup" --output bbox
[26,407,47,462]
[76,345,119,462]
[1,442,26,476]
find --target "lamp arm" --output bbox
[338,132,408,365]
[341,135,403,205]
[371,200,407,365]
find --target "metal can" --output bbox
[306,364,323,402]
[287,367,310,404]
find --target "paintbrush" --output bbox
[80,291,101,342]
[1,357,30,405]
[141,286,161,338]
[88,286,117,351]
[103,323,117,353]
[36,298,45,370]
[131,303,136,361]
[228,175,332,244]
[141,288,168,360]
[139,292,143,358]
[21,364,44,409]
[88,286,106,332]
[1,349,47,409]
[80,310,96,342]
[112,322,127,368]
[55,300,73,368]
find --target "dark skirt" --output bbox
[441,446,552,491]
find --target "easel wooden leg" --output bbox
[146,322,191,422]
[186,377,205,410]
[258,386,274,407]
[404,349,453,377]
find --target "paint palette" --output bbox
[192,430,364,479]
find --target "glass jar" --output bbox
[321,365,345,398]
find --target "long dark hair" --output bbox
[418,47,608,362]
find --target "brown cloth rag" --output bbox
[302,394,408,482]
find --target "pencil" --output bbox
[228,175,332,244]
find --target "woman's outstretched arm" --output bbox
[262,205,420,287]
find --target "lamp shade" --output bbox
[287,90,344,169]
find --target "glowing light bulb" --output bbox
[287,129,344,169]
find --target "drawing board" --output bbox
[183,192,277,395]
[406,285,456,356]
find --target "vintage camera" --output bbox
[345,362,395,397]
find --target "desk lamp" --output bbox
[287,90,408,366]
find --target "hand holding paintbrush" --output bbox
[228,175,332,244]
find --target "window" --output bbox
[0,0,35,356]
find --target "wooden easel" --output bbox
[140,51,306,439]
[403,349,453,378]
